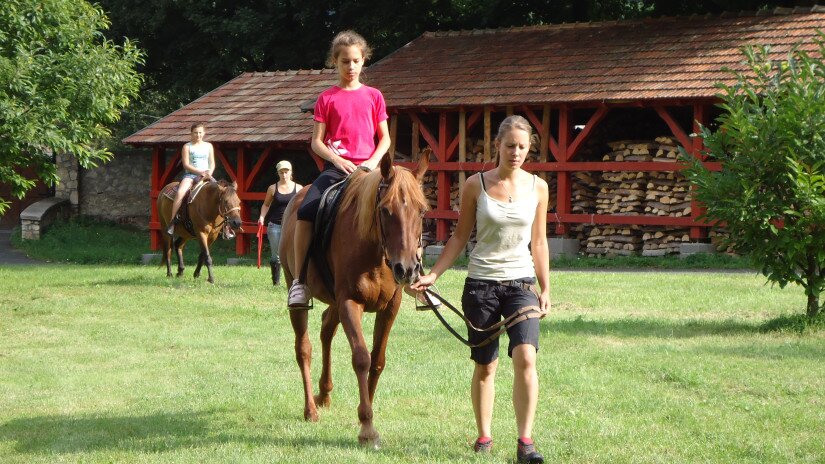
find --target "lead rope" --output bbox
[417,285,543,348]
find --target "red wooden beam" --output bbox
[567,106,609,161]
[654,106,691,150]
[522,105,559,160]
[214,145,237,182]
[245,146,273,191]
[409,113,442,161]
[396,161,722,172]
[150,147,163,250]
[235,146,249,255]
[555,106,571,234]
[159,151,180,186]
[559,213,712,227]
[445,109,482,161]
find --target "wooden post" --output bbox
[150,146,164,250]
[506,105,514,117]
[483,106,491,163]
[436,112,451,241]
[412,118,420,161]
[458,109,466,199]
[235,146,250,255]
[389,114,398,160]
[690,103,708,240]
[555,106,571,235]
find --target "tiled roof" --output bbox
[123,69,336,145]
[125,7,825,145]
[367,6,825,108]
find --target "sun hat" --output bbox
[276,160,292,171]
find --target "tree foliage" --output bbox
[683,35,825,318]
[0,0,144,214]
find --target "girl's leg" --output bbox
[288,219,313,306]
[167,177,193,234]
[511,343,538,439]
[471,359,498,439]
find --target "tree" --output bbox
[0,0,143,215]
[683,35,825,318]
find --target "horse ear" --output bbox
[379,152,393,179]
[413,148,431,181]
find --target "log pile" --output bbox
[641,227,690,256]
[571,172,599,214]
[584,225,643,256]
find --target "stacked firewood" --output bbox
[584,225,643,256]
[645,172,692,217]
[641,227,690,256]
[571,172,599,214]
[709,228,735,254]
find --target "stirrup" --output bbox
[288,280,313,309]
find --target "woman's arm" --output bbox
[531,177,551,314]
[258,185,276,225]
[410,174,480,290]
[311,121,356,174]
[205,143,215,178]
[360,120,390,171]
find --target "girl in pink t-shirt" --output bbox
[288,30,390,308]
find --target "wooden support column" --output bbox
[149,146,165,250]
[235,146,250,255]
[483,107,492,162]
[388,114,398,160]
[412,118,420,161]
[690,103,708,240]
[436,112,451,241]
[555,106,571,235]
[458,109,466,197]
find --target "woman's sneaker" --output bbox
[473,437,493,453]
[517,438,544,464]
[288,280,310,308]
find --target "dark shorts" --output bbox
[461,277,541,364]
[296,163,347,222]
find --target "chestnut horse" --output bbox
[280,152,430,446]
[157,180,243,283]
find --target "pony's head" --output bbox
[216,180,243,238]
[343,150,431,285]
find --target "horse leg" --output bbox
[338,300,380,447]
[193,250,205,279]
[368,301,401,402]
[289,309,318,422]
[174,237,186,277]
[163,235,173,277]
[315,305,340,408]
[196,233,214,283]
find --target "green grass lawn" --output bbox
[0,264,822,463]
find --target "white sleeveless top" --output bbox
[188,142,210,171]
[468,173,538,281]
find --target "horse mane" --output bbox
[339,167,429,242]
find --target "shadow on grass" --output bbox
[545,313,824,339]
[0,410,418,456]
[544,316,762,339]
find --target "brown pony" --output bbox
[157,180,243,283]
[280,152,430,447]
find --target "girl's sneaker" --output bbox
[473,437,493,453]
[516,438,544,464]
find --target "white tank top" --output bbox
[468,173,538,281]
[188,142,210,171]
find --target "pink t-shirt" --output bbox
[313,85,388,163]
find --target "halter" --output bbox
[215,189,241,236]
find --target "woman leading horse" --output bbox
[280,152,429,447]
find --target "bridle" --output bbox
[215,188,241,235]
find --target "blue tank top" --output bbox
[188,143,210,171]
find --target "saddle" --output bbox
[162,181,209,237]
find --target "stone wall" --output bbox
[54,152,79,212]
[79,149,152,229]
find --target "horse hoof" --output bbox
[358,435,381,450]
[314,394,331,408]
[207,278,214,284]
[304,409,319,422]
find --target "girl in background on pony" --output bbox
[167,122,215,235]
[411,116,551,464]
[288,30,390,307]
[258,160,302,285]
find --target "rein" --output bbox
[417,286,544,349]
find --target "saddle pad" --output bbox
[161,181,208,203]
